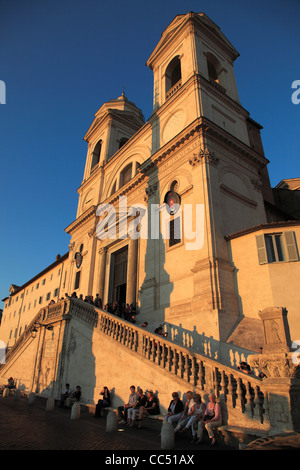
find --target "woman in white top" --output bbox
[178,394,206,441]
[196,392,222,446]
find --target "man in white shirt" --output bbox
[118,385,139,423]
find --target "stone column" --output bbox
[126,238,138,306]
[97,248,107,302]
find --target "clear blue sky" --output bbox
[0,0,299,308]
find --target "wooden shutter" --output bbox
[256,234,268,264]
[284,231,299,261]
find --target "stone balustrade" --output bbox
[97,308,269,428]
[7,298,299,432]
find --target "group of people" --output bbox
[60,383,82,407]
[49,292,139,324]
[117,385,160,429]
[164,390,222,446]
[93,384,221,445]
[102,302,137,323]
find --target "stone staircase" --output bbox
[0,298,284,438]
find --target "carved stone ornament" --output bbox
[250,177,263,192]
[189,148,219,167]
[248,352,300,379]
[144,183,158,201]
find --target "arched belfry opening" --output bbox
[206,53,222,86]
[90,140,102,171]
[165,56,181,96]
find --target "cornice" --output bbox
[225,220,300,241]
[65,205,97,235]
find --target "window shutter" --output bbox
[256,234,268,264]
[284,231,299,261]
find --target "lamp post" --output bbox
[31,323,53,339]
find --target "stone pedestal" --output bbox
[106,410,117,432]
[46,396,55,411]
[258,306,291,353]
[248,307,300,433]
[249,353,300,433]
[28,392,36,405]
[161,422,174,449]
[71,402,81,420]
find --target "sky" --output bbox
[0,0,299,309]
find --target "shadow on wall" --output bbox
[165,322,260,368]
[139,110,174,327]
[31,312,97,403]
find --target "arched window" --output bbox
[170,180,179,192]
[91,140,102,171]
[165,56,182,96]
[120,163,132,188]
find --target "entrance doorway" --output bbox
[112,246,128,315]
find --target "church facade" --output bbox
[1,14,299,429]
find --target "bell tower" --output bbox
[141,12,273,342]
[77,93,144,219]
[146,12,256,148]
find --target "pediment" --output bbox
[147,12,239,68]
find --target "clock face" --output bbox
[75,252,83,269]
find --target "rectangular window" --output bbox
[265,234,284,263]
[74,271,81,290]
[256,231,299,265]
[46,292,51,301]
[169,217,181,248]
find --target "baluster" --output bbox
[227,374,235,408]
[134,330,139,353]
[151,338,156,362]
[213,367,220,398]
[125,327,130,347]
[253,385,261,421]
[236,377,245,413]
[122,325,127,345]
[184,353,190,382]
[245,382,253,418]
[112,322,117,340]
[191,357,197,386]
[178,352,183,378]
[199,361,205,390]
[165,346,171,372]
[171,348,177,375]
[155,341,161,365]
[116,322,120,341]
[141,334,146,356]
[147,337,152,360]
[262,390,270,427]
[220,370,227,403]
